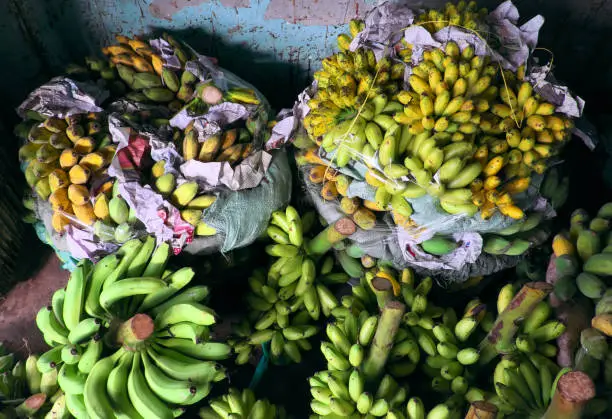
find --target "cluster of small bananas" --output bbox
[310,270,478,418]
[199,388,287,419]
[35,236,231,418]
[149,166,218,236]
[415,1,488,33]
[492,354,566,417]
[551,203,612,303]
[482,212,548,257]
[230,206,354,365]
[0,346,66,418]
[306,164,379,230]
[539,166,569,210]
[181,125,256,167]
[304,21,404,139]
[103,33,261,107]
[16,113,119,233]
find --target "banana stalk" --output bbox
[116,313,155,350]
[541,371,595,419]
[362,300,405,382]
[370,276,394,308]
[482,282,553,357]
[464,401,498,419]
[307,217,356,255]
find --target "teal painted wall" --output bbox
[2,0,612,116]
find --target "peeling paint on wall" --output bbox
[149,0,250,21]
[264,0,372,25]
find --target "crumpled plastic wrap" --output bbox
[303,169,533,283]
[17,77,108,119]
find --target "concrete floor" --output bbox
[0,255,68,357]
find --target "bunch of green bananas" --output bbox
[493,283,565,362]
[304,22,404,140]
[22,193,38,224]
[0,346,65,418]
[35,236,231,418]
[16,112,120,234]
[414,1,488,33]
[230,206,355,365]
[199,388,287,419]
[309,306,413,418]
[539,166,569,210]
[482,212,548,257]
[492,355,568,418]
[551,203,612,304]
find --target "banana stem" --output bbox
[117,313,155,350]
[542,371,595,419]
[306,217,356,255]
[15,394,47,417]
[465,401,498,419]
[482,282,552,354]
[363,300,405,382]
[370,276,394,309]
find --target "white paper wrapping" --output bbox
[17,77,107,119]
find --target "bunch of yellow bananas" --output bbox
[307,164,380,230]
[415,1,488,33]
[149,162,217,236]
[181,125,255,166]
[304,20,405,139]
[99,34,261,110]
[17,113,118,233]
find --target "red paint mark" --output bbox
[292,0,297,24]
[355,1,359,16]
[228,25,242,34]
[487,321,503,343]
[508,290,526,310]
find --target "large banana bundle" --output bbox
[0,346,65,418]
[230,206,356,365]
[199,388,287,419]
[16,112,130,236]
[35,236,231,418]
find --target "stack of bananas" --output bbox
[310,270,471,418]
[199,388,287,418]
[482,212,548,257]
[230,206,354,365]
[149,167,218,236]
[307,165,380,230]
[539,166,569,210]
[304,15,575,227]
[494,283,565,363]
[35,236,231,418]
[0,347,66,418]
[551,203,612,304]
[180,124,257,167]
[100,34,261,108]
[414,1,488,33]
[17,113,120,234]
[492,354,567,417]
